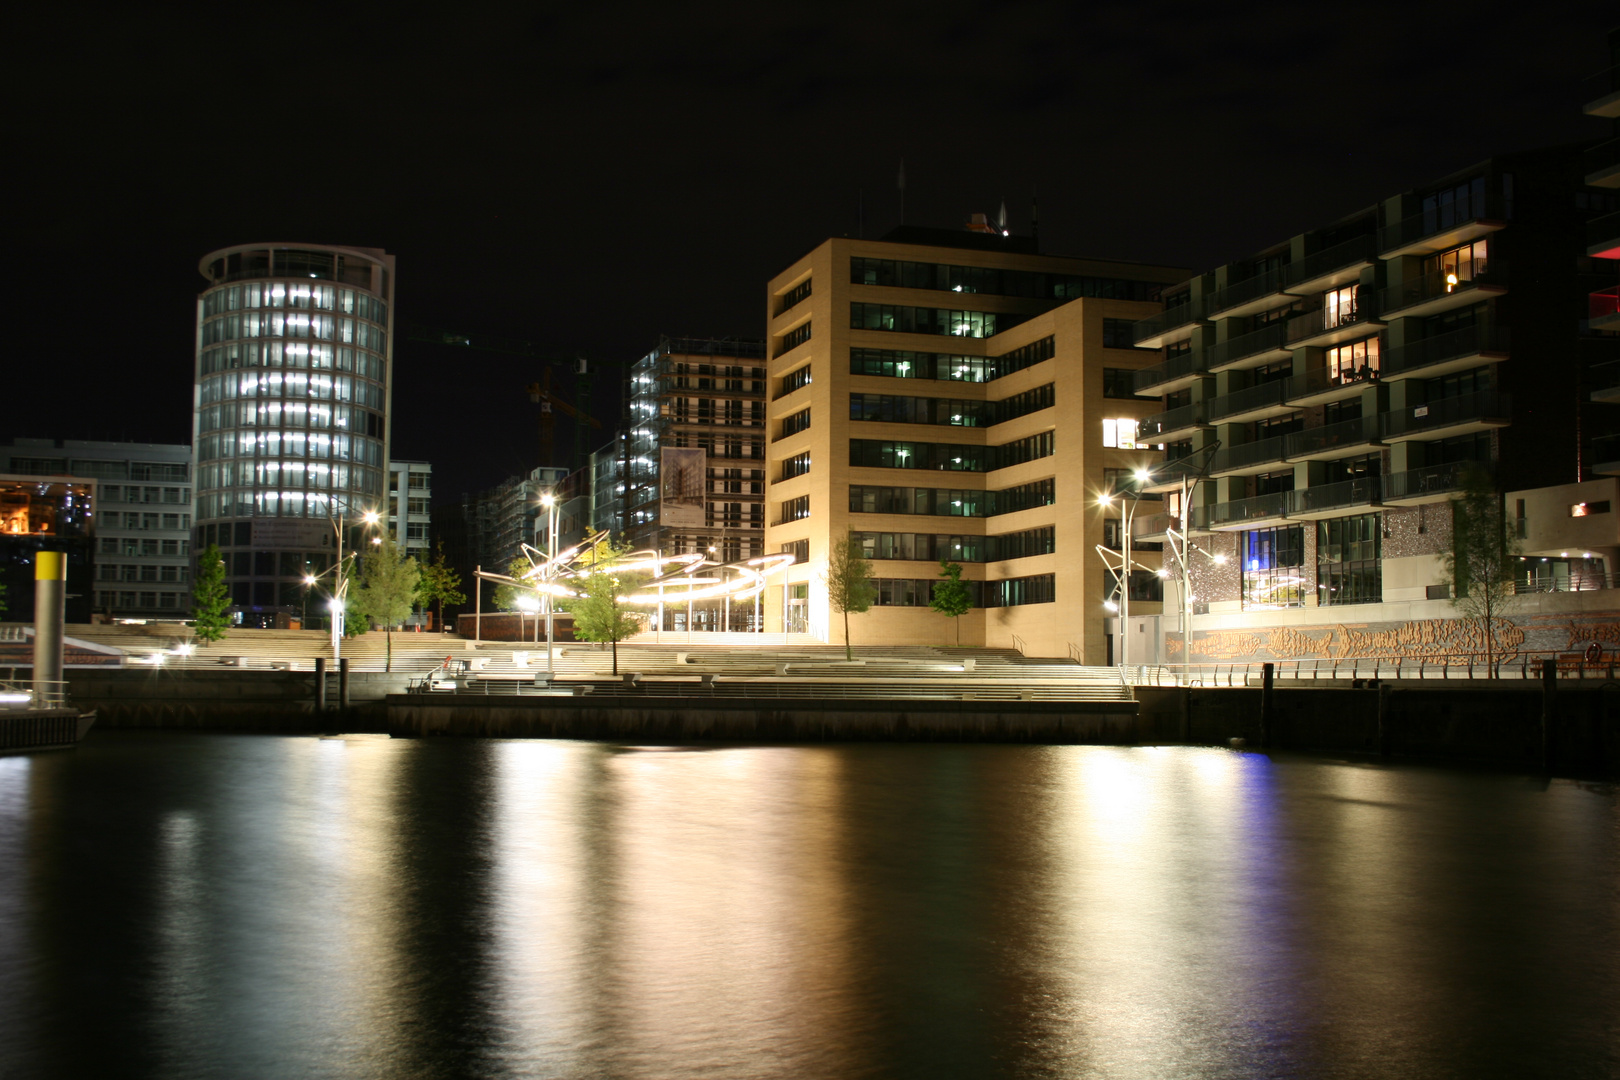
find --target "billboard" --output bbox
[660,447,707,530]
[251,519,334,550]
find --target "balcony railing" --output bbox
[1383,325,1509,378]
[1588,210,1620,258]
[1131,300,1206,347]
[1139,401,1208,441]
[1203,268,1287,316]
[1205,322,1289,370]
[1282,234,1378,291]
[1382,461,1473,501]
[1379,191,1505,253]
[1380,390,1510,439]
[1288,475,1380,515]
[1209,436,1288,474]
[1581,64,1620,108]
[1207,379,1290,422]
[1285,415,1380,458]
[1132,349,1209,394]
[1377,263,1505,317]
[1286,288,1378,345]
[1191,491,1290,529]
[1589,139,1620,179]
[1284,365,1379,403]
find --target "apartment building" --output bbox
[387,460,433,564]
[761,224,1186,658]
[1130,143,1620,664]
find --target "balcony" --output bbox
[1284,365,1379,408]
[1208,436,1288,477]
[1288,476,1381,519]
[1139,401,1210,443]
[1591,287,1620,335]
[1203,268,1292,320]
[1191,491,1291,531]
[1380,390,1510,442]
[1378,263,1506,320]
[1139,454,1212,494]
[1379,192,1507,258]
[1204,322,1291,372]
[1206,379,1294,425]
[1589,138,1620,189]
[1584,65,1620,119]
[1588,211,1620,260]
[1132,512,1178,541]
[1132,349,1210,395]
[1286,291,1383,349]
[1593,433,1620,477]
[1283,234,1378,296]
[1285,415,1381,461]
[1591,362,1620,405]
[1382,325,1509,381]
[1131,300,1207,350]
[1382,461,1474,504]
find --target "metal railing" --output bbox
[1205,323,1289,370]
[1382,461,1469,501]
[1133,349,1210,393]
[1282,234,1377,289]
[1380,390,1510,439]
[1203,268,1286,316]
[1207,379,1289,422]
[1383,325,1508,378]
[1378,263,1504,316]
[1379,192,1505,252]
[1288,475,1379,514]
[1140,401,1208,440]
[1286,290,1378,345]
[0,679,71,710]
[1589,210,1620,250]
[1190,491,1290,529]
[1514,571,1620,595]
[1209,436,1287,475]
[1131,300,1206,346]
[1588,138,1620,178]
[1285,415,1380,459]
[1284,365,1378,403]
[1133,648,1620,686]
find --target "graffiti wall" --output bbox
[1165,610,1620,665]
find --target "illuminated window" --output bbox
[1323,285,1360,329]
[1571,500,1611,517]
[1424,238,1489,287]
[1241,525,1305,609]
[1103,418,1139,449]
[1326,337,1380,382]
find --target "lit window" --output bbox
[1103,418,1139,449]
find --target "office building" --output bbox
[761,223,1187,658]
[191,244,395,624]
[1128,143,1620,664]
[387,459,433,563]
[1,439,190,620]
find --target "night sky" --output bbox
[9,3,1614,501]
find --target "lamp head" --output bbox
[1134,468,1152,483]
[361,510,380,526]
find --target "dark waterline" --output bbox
[0,733,1615,1080]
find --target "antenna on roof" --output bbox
[897,159,906,225]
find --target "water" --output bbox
[0,734,1615,1080]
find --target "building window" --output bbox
[780,452,811,480]
[779,278,812,313]
[779,495,809,523]
[1323,285,1361,329]
[781,539,809,564]
[849,302,1019,339]
[1102,319,1139,349]
[1326,337,1380,382]
[983,574,1055,607]
[1424,238,1490,286]
[1102,418,1140,449]
[778,322,812,356]
[1317,513,1381,606]
[781,408,810,437]
[781,365,812,396]
[1571,501,1611,517]
[1102,368,1139,399]
[1241,525,1305,609]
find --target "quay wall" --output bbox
[65,669,409,732]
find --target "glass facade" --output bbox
[192,245,394,619]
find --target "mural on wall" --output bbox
[1165,611,1620,664]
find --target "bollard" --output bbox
[339,657,351,712]
[1377,682,1392,760]
[1259,662,1274,748]
[32,552,66,707]
[1540,658,1556,772]
[315,657,327,711]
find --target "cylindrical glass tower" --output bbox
[192,244,395,625]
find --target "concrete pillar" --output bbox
[1259,661,1275,748]
[339,657,351,710]
[315,657,327,711]
[32,551,66,705]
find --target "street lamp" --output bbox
[310,499,382,665]
[540,491,559,679]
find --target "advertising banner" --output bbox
[660,447,707,530]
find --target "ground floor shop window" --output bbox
[1317,513,1381,606]
[1242,525,1305,609]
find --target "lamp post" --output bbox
[541,491,558,678]
[323,503,379,665]
[1098,468,1154,672]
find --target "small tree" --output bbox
[492,556,534,612]
[416,541,466,631]
[352,540,421,672]
[189,543,230,645]
[559,538,647,674]
[824,529,876,661]
[1443,466,1521,676]
[930,559,973,645]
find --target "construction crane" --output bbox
[400,324,605,468]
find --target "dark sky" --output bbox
[9,2,1615,500]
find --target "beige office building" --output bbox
[761,225,1185,659]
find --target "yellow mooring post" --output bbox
[33,551,66,706]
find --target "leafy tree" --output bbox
[824,528,876,661]
[1443,466,1521,676]
[930,559,973,645]
[416,541,466,631]
[352,539,421,672]
[189,543,230,645]
[558,538,648,674]
[492,556,535,612]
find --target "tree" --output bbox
[492,556,535,613]
[189,543,230,645]
[930,559,973,645]
[558,538,648,675]
[351,539,421,672]
[824,529,876,661]
[1443,466,1522,676]
[416,541,466,631]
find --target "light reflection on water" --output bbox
[0,734,1615,1079]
